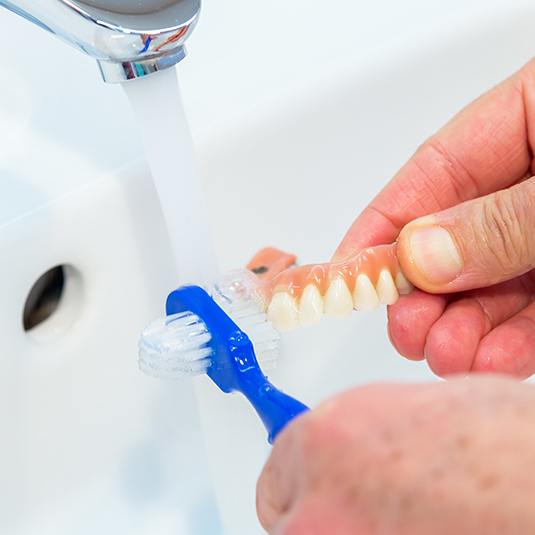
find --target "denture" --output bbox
[246,245,414,331]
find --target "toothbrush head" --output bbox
[138,270,308,443]
[138,311,214,377]
[138,270,280,382]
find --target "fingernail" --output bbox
[409,226,462,285]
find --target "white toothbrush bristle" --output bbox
[138,312,214,379]
[138,271,281,379]
[211,270,280,371]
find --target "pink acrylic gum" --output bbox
[247,244,413,308]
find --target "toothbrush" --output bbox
[139,273,309,444]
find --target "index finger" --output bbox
[334,59,535,261]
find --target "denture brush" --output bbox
[138,270,308,443]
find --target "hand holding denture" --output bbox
[334,59,535,379]
[250,60,535,380]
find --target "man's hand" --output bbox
[257,377,535,534]
[334,59,535,378]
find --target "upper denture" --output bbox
[262,243,413,332]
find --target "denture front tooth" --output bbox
[324,278,353,318]
[353,274,380,311]
[267,292,299,331]
[395,271,414,295]
[376,269,399,305]
[299,284,324,326]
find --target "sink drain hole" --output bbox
[24,266,65,331]
[23,265,83,340]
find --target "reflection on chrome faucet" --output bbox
[0,0,201,82]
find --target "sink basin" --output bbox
[1,0,533,533]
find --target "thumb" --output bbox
[397,177,535,293]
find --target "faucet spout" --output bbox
[0,0,201,82]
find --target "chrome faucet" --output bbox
[0,0,200,82]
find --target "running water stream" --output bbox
[124,67,237,533]
[123,67,217,285]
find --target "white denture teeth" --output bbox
[324,278,353,318]
[395,271,414,295]
[376,269,399,305]
[353,274,380,311]
[264,264,415,332]
[299,284,324,326]
[267,292,299,332]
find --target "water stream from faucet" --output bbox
[123,67,217,285]
[123,67,224,533]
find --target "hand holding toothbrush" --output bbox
[257,376,535,534]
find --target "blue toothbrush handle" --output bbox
[166,285,309,444]
[242,378,309,444]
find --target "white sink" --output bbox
[1,0,534,533]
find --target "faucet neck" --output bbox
[0,0,200,83]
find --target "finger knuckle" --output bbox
[256,465,286,532]
[298,412,330,457]
[279,509,317,535]
[478,189,530,275]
